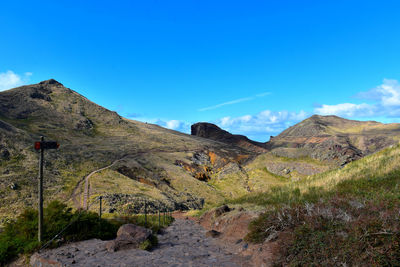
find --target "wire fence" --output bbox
[39,197,174,251]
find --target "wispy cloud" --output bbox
[198,97,253,111]
[128,79,400,142]
[198,92,271,112]
[0,70,32,91]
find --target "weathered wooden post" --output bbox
[158,209,161,228]
[99,196,102,218]
[144,200,147,227]
[163,209,166,225]
[38,136,44,243]
[34,136,59,243]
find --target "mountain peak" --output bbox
[39,79,63,86]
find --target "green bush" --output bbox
[0,201,176,265]
[139,234,158,251]
[0,201,117,265]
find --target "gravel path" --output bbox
[31,219,250,267]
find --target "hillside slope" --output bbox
[2,80,400,228]
[0,80,253,224]
[223,142,400,266]
[266,114,400,165]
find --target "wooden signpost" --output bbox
[34,136,59,243]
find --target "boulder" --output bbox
[205,230,221,238]
[105,224,152,252]
[30,252,62,267]
[214,205,231,217]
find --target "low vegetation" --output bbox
[0,200,174,265]
[233,144,400,265]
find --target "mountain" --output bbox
[0,80,253,224]
[266,115,400,166]
[191,122,268,153]
[1,80,400,226]
[191,115,400,167]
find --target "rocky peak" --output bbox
[39,79,63,87]
[191,122,268,153]
[191,123,228,139]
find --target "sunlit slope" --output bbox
[267,115,400,165]
[0,80,249,224]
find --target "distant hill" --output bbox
[266,115,400,165]
[192,115,400,166]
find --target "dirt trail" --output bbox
[70,148,201,210]
[70,158,123,210]
[31,219,251,267]
[82,159,122,209]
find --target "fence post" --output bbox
[144,200,147,227]
[99,196,102,218]
[38,136,44,243]
[158,209,161,228]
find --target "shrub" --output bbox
[244,182,400,266]
[139,234,158,251]
[0,201,118,265]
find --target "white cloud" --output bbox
[0,70,32,91]
[215,109,309,141]
[127,79,400,143]
[129,109,307,142]
[160,119,191,133]
[359,79,400,106]
[315,79,400,118]
[166,120,182,130]
[314,103,374,117]
[133,116,191,133]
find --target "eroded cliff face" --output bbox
[191,122,268,153]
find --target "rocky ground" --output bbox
[30,219,251,267]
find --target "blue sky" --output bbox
[1,0,400,141]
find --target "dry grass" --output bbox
[296,142,400,192]
[235,143,400,265]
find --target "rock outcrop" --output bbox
[191,122,268,153]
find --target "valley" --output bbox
[1,80,400,265]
